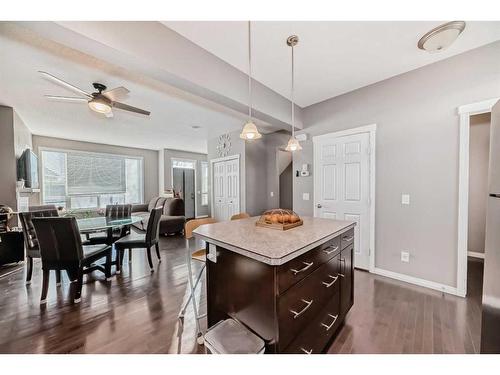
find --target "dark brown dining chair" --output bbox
[84,204,132,245]
[19,205,60,285]
[114,206,163,273]
[32,217,112,304]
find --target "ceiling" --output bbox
[0,23,264,153]
[164,21,500,107]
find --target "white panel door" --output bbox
[314,132,371,270]
[212,157,240,221]
[225,158,240,219]
[213,161,226,222]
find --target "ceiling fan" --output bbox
[39,71,150,118]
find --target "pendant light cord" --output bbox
[291,41,295,138]
[248,21,252,121]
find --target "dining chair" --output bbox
[32,217,112,304]
[230,212,250,220]
[179,217,217,344]
[84,204,132,245]
[114,206,163,273]
[19,205,60,285]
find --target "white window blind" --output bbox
[41,149,143,209]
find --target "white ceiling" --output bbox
[164,21,500,107]
[0,24,258,153]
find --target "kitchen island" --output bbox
[193,216,355,354]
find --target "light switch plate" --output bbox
[401,251,410,263]
[401,194,410,205]
[270,191,274,197]
[303,193,310,201]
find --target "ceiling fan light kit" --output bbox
[418,21,466,53]
[39,71,150,117]
[240,21,263,141]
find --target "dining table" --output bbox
[75,216,143,274]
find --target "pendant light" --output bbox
[285,35,302,152]
[240,21,262,140]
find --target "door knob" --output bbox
[317,204,322,208]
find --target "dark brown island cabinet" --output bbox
[194,216,355,354]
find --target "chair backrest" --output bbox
[32,217,84,265]
[19,208,59,251]
[106,204,132,219]
[29,204,57,212]
[145,207,163,244]
[230,212,250,221]
[184,217,216,239]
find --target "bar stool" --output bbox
[230,212,250,220]
[179,217,216,344]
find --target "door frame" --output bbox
[171,157,198,218]
[457,97,499,297]
[312,124,376,272]
[210,154,241,221]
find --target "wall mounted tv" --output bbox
[17,149,39,189]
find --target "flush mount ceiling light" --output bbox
[240,21,262,141]
[285,35,302,152]
[417,21,466,53]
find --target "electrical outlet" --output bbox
[401,194,410,205]
[401,251,410,263]
[270,191,274,197]
[303,193,310,201]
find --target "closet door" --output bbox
[225,158,240,219]
[213,161,226,221]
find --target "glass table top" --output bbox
[76,216,143,233]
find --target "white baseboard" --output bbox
[372,267,464,297]
[195,215,208,219]
[467,251,485,259]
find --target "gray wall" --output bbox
[164,149,209,217]
[32,135,159,204]
[0,106,17,213]
[468,113,491,254]
[279,163,293,209]
[295,41,500,288]
[207,130,293,217]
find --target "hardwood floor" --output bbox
[0,237,483,354]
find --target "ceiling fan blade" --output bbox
[112,101,150,116]
[102,86,130,101]
[45,95,88,103]
[105,110,114,118]
[39,71,92,98]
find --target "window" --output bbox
[201,161,208,206]
[41,149,144,209]
[172,159,195,169]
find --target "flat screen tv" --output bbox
[17,149,39,189]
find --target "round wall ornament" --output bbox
[217,133,232,157]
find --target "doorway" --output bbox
[313,124,376,271]
[172,159,196,219]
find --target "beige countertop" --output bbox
[193,216,356,265]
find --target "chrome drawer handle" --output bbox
[290,261,314,275]
[300,347,313,354]
[339,257,346,277]
[322,274,338,288]
[323,245,339,255]
[342,235,354,242]
[321,314,338,331]
[290,299,314,319]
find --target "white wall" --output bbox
[295,41,500,289]
[468,113,491,254]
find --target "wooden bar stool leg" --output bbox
[40,269,50,305]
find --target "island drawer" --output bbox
[278,255,341,350]
[341,228,354,249]
[278,235,341,294]
[283,292,341,354]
